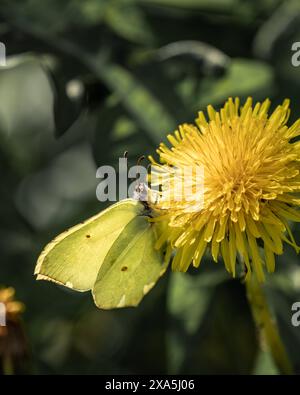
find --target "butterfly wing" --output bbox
[92,215,168,309]
[35,199,144,291]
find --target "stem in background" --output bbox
[245,276,293,375]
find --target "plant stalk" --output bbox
[245,276,293,375]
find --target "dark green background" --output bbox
[0,0,300,374]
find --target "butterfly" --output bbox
[34,196,169,309]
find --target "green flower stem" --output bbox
[245,277,293,375]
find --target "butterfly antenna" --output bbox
[137,155,145,166]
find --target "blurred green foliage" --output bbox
[0,0,300,374]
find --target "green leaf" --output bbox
[105,0,155,44]
[0,55,55,172]
[88,60,177,144]
[195,59,274,110]
[93,215,168,309]
[157,40,230,76]
[253,0,300,60]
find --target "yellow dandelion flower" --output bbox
[0,287,24,333]
[0,287,28,375]
[149,97,300,282]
